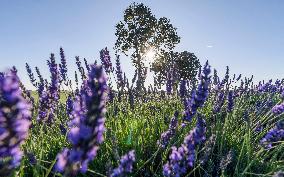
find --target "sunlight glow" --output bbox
[144,48,156,67]
[145,48,156,60]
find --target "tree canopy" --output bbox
[115,2,180,91]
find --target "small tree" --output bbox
[115,2,180,92]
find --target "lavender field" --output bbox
[1,2,284,177]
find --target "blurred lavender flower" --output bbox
[100,47,113,74]
[179,79,187,98]
[128,90,134,109]
[199,134,216,165]
[213,69,220,85]
[26,90,35,107]
[108,88,115,103]
[158,111,179,149]
[74,71,79,93]
[236,74,242,81]
[110,150,135,177]
[0,72,4,79]
[35,67,45,96]
[227,90,234,112]
[183,61,211,122]
[55,65,107,176]
[272,103,284,115]
[115,55,124,90]
[273,170,284,177]
[37,91,52,122]
[59,47,68,83]
[66,95,73,117]
[219,150,234,171]
[26,152,37,165]
[213,91,225,113]
[75,56,86,81]
[10,66,17,75]
[260,120,284,148]
[59,124,67,135]
[0,73,31,176]
[84,58,90,73]
[166,72,172,95]
[25,63,37,87]
[163,115,206,177]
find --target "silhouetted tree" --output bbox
[114,2,180,92]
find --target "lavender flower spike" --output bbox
[227,90,234,112]
[163,114,206,177]
[166,71,172,95]
[183,61,211,122]
[100,47,113,74]
[59,47,68,83]
[115,55,124,89]
[25,63,37,87]
[260,120,284,148]
[110,150,135,177]
[55,65,107,176]
[0,72,31,176]
[158,111,179,149]
[272,102,284,115]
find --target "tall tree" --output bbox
[114,2,180,92]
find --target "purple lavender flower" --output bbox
[37,91,49,122]
[260,120,284,148]
[35,67,45,96]
[75,56,86,81]
[74,71,79,91]
[0,72,4,79]
[115,55,124,89]
[110,150,135,177]
[213,69,220,85]
[158,111,179,149]
[66,95,73,117]
[0,73,31,176]
[100,47,113,74]
[166,72,172,95]
[128,90,134,109]
[84,58,90,73]
[26,152,37,165]
[236,74,242,81]
[179,79,187,98]
[272,103,284,115]
[183,61,211,122]
[213,91,225,113]
[55,65,107,176]
[227,90,234,112]
[25,63,37,87]
[10,66,17,75]
[273,170,284,177]
[59,47,68,83]
[48,53,60,101]
[37,54,60,123]
[163,115,206,177]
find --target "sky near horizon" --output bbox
[0,0,283,89]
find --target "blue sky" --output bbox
[0,0,283,89]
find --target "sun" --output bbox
[144,48,156,67]
[145,48,156,60]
